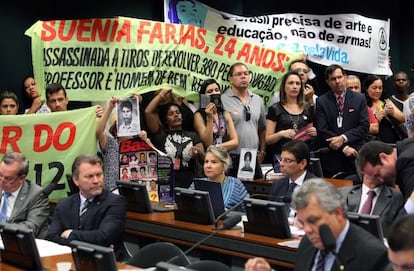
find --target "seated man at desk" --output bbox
[46,154,128,260]
[245,178,389,271]
[269,140,314,205]
[339,168,405,238]
[0,152,49,238]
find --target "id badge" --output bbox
[337,115,343,128]
[173,158,181,170]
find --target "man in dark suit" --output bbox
[293,178,389,271]
[269,140,314,203]
[0,152,49,238]
[244,178,389,271]
[357,138,414,199]
[46,154,128,260]
[315,64,369,178]
[339,172,405,237]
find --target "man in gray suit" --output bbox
[339,172,405,237]
[0,152,49,238]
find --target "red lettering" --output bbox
[236,43,251,62]
[164,23,178,44]
[0,126,22,153]
[41,18,130,43]
[180,25,195,46]
[270,53,287,72]
[53,122,76,151]
[137,21,152,43]
[41,21,57,42]
[119,139,152,153]
[33,122,75,152]
[77,19,93,42]
[116,20,131,42]
[195,28,207,49]
[59,20,77,42]
[148,22,164,44]
[33,124,54,152]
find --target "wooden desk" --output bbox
[125,211,297,269]
[242,177,354,196]
[0,253,138,271]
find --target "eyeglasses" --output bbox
[244,105,251,121]
[292,68,310,74]
[278,157,297,164]
[232,71,250,77]
[0,174,21,184]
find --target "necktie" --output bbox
[316,249,328,271]
[337,95,344,113]
[360,190,376,214]
[287,182,297,198]
[0,192,11,222]
[80,199,90,216]
[286,182,297,215]
[79,199,90,229]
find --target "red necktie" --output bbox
[337,95,344,113]
[360,190,376,214]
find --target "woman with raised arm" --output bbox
[145,87,204,188]
[194,78,238,151]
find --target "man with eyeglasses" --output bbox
[315,64,369,178]
[221,62,266,179]
[268,140,314,219]
[0,152,50,238]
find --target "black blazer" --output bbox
[396,138,414,198]
[315,90,369,176]
[269,171,314,201]
[294,223,389,271]
[46,188,127,259]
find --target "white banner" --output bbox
[164,0,392,76]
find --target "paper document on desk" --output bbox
[278,239,300,249]
[36,239,72,257]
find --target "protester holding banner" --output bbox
[0,91,19,115]
[221,62,266,179]
[22,75,51,114]
[145,87,204,188]
[45,83,69,112]
[96,96,151,190]
[194,78,239,151]
[265,71,317,164]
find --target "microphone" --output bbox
[165,194,263,265]
[264,167,276,182]
[213,199,245,230]
[319,224,344,271]
[213,193,265,230]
